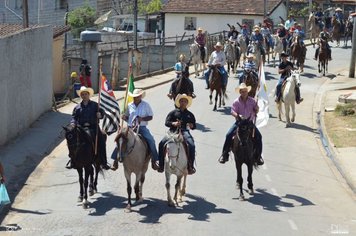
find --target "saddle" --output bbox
[163,137,190,161]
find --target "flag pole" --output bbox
[121,52,133,127]
[95,58,103,156]
[253,57,263,138]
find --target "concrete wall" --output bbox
[53,35,66,94]
[0,26,53,145]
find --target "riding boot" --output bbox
[187,158,196,175]
[219,151,229,164]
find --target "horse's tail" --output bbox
[277,101,283,115]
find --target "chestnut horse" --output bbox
[208,65,227,111]
[317,39,329,76]
[290,35,306,72]
[114,123,150,212]
[331,16,342,47]
[308,13,321,47]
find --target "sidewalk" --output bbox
[318,71,356,194]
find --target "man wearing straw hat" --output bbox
[334,7,345,32]
[158,94,197,174]
[66,86,110,170]
[219,83,264,165]
[250,25,266,58]
[120,88,160,171]
[204,41,228,89]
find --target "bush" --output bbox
[335,103,356,116]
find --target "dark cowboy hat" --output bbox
[281,52,289,57]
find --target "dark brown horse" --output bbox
[63,124,102,209]
[290,35,306,72]
[331,16,342,47]
[240,70,259,98]
[209,65,227,111]
[317,39,329,76]
[232,118,258,200]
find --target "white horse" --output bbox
[248,41,262,69]
[276,70,302,127]
[114,123,150,212]
[224,42,237,74]
[189,43,206,77]
[308,13,321,47]
[164,132,188,207]
[272,34,283,67]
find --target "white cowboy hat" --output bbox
[197,27,204,31]
[175,93,193,108]
[278,23,284,27]
[179,54,186,61]
[335,7,342,12]
[253,26,260,32]
[128,88,146,98]
[214,41,223,48]
[235,83,251,94]
[76,86,94,97]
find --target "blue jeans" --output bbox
[111,126,159,162]
[276,77,285,99]
[204,66,228,88]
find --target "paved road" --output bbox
[1,42,355,236]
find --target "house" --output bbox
[162,0,286,38]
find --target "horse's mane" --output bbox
[167,131,184,143]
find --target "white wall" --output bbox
[164,13,265,38]
[0,26,53,145]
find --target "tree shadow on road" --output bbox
[245,189,314,211]
[135,193,231,223]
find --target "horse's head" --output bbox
[189,43,200,56]
[165,132,184,171]
[114,125,131,160]
[236,118,254,147]
[308,13,315,22]
[290,70,301,87]
[63,124,91,160]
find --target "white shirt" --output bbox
[126,100,153,127]
[208,50,226,66]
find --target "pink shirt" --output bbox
[231,96,257,119]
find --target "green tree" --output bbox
[138,0,162,15]
[67,4,96,38]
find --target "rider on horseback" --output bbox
[158,94,197,175]
[204,42,228,90]
[219,83,264,165]
[194,27,207,67]
[227,25,239,39]
[260,23,274,49]
[334,8,345,32]
[313,27,332,61]
[284,14,296,31]
[238,54,258,84]
[277,23,288,52]
[314,8,324,31]
[275,52,303,104]
[66,86,111,170]
[174,54,187,79]
[241,24,250,46]
[249,26,265,58]
[112,89,160,171]
[168,63,195,101]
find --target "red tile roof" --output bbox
[162,0,283,15]
[0,24,71,38]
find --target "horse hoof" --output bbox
[89,190,94,196]
[249,189,254,195]
[286,123,291,128]
[239,195,245,201]
[124,205,132,213]
[291,118,295,122]
[168,201,175,207]
[77,196,83,203]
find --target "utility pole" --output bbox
[286,0,289,18]
[133,0,138,49]
[264,0,267,19]
[349,13,356,78]
[308,0,313,14]
[22,0,29,28]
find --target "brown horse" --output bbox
[317,39,329,76]
[331,16,342,47]
[240,70,259,98]
[290,35,306,72]
[114,124,150,212]
[209,65,227,111]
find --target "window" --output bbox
[55,0,68,10]
[184,17,196,31]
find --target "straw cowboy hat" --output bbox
[214,41,223,48]
[246,53,255,59]
[197,27,204,31]
[76,86,94,97]
[128,88,146,98]
[179,54,186,61]
[175,93,193,108]
[235,83,251,94]
[335,7,342,12]
[278,23,284,27]
[70,71,78,78]
[253,26,260,32]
